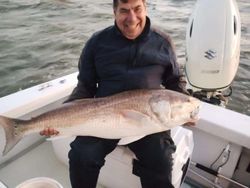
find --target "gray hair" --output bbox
[113,0,146,9]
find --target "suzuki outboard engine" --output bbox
[185,0,241,106]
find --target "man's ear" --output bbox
[113,8,117,15]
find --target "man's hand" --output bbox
[184,122,196,127]
[40,127,59,136]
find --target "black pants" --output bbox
[68,131,176,188]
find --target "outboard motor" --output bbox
[185,0,241,106]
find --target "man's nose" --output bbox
[127,10,137,22]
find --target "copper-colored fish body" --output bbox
[0,89,201,155]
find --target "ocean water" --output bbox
[0,0,249,116]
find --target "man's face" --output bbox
[114,0,147,40]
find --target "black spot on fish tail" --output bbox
[0,115,24,156]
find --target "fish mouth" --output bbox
[190,106,200,120]
[188,97,201,120]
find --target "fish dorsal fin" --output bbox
[70,98,94,104]
[118,135,146,145]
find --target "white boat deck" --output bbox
[0,140,111,188]
[0,141,72,188]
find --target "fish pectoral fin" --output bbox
[46,135,70,141]
[118,135,146,145]
[121,110,150,126]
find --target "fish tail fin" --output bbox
[0,115,23,156]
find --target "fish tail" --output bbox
[0,115,24,156]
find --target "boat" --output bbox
[0,72,249,188]
[0,73,194,188]
[0,0,249,187]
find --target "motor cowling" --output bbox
[185,0,241,92]
[185,0,241,105]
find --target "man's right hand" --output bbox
[40,127,59,136]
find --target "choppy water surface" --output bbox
[0,0,249,115]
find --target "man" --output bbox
[41,0,191,187]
